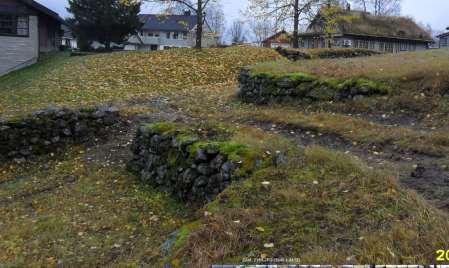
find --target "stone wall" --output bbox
[0,106,121,162]
[238,68,391,104]
[276,47,381,61]
[128,122,267,204]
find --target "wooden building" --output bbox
[437,30,449,48]
[298,7,432,53]
[262,30,292,48]
[0,0,63,76]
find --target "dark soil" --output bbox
[246,119,449,211]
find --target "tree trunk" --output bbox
[292,0,299,48]
[195,0,203,49]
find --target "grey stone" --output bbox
[221,161,235,173]
[63,128,72,136]
[194,149,208,163]
[197,163,213,176]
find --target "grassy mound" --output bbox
[251,49,449,94]
[165,143,449,266]
[0,46,281,118]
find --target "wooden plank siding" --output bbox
[300,36,428,53]
[0,0,61,76]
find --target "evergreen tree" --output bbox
[67,0,141,50]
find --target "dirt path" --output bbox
[245,119,449,211]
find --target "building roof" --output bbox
[139,14,198,32]
[303,8,432,42]
[21,0,65,23]
[437,32,449,38]
[262,30,292,44]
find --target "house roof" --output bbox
[303,8,432,42]
[139,14,198,32]
[21,0,65,23]
[262,30,292,44]
[437,32,449,38]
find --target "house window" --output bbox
[385,42,394,53]
[0,15,29,36]
[173,32,178,39]
[182,32,187,40]
[166,32,170,39]
[148,32,154,37]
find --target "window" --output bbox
[182,32,187,40]
[166,32,170,39]
[173,32,178,39]
[354,40,369,49]
[0,15,29,36]
[148,32,154,37]
[385,42,394,53]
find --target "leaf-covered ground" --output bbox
[0,46,280,118]
[1,46,449,266]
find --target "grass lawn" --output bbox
[1,46,449,266]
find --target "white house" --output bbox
[61,24,77,49]
[125,11,217,51]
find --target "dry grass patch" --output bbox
[167,142,449,266]
[251,49,449,94]
[237,106,449,156]
[0,147,188,266]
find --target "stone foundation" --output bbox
[0,106,122,162]
[238,68,391,104]
[276,47,381,61]
[128,122,267,204]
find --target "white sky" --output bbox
[37,0,449,32]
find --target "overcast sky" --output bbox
[37,0,449,32]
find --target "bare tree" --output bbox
[248,18,276,46]
[350,0,401,15]
[245,0,324,48]
[245,0,349,48]
[352,0,367,11]
[145,0,219,48]
[228,20,247,44]
[372,0,401,15]
[205,2,226,44]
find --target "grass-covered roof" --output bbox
[305,8,432,41]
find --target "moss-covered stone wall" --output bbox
[238,68,391,104]
[128,122,267,204]
[276,47,382,61]
[0,106,122,162]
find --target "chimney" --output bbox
[184,10,191,16]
